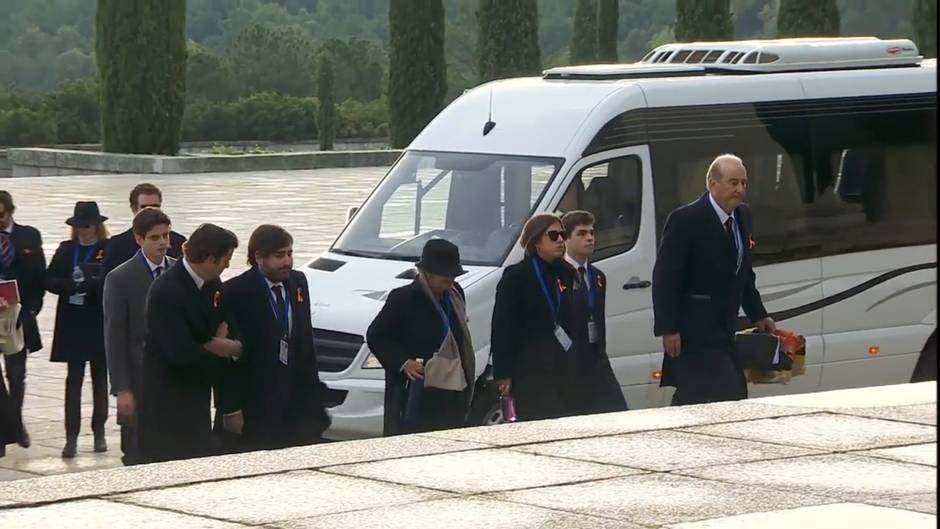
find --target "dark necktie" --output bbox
[724,217,737,251]
[578,265,587,300]
[154,266,163,277]
[272,284,289,338]
[0,233,13,270]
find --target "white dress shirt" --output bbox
[708,192,743,270]
[565,253,591,293]
[182,258,205,290]
[263,276,293,335]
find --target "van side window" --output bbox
[558,155,642,261]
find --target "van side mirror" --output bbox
[346,206,359,223]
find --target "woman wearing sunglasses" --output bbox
[490,213,581,421]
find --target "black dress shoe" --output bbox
[62,439,77,459]
[93,433,107,453]
[18,430,30,449]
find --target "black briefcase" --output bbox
[734,332,793,371]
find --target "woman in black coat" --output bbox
[491,213,583,421]
[366,239,476,436]
[44,201,110,458]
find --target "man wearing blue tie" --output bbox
[652,154,775,406]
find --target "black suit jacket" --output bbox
[2,223,46,352]
[102,227,185,277]
[221,268,329,449]
[139,260,235,463]
[652,193,768,387]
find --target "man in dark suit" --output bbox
[102,183,186,276]
[0,190,45,454]
[138,223,242,463]
[561,210,628,414]
[103,208,177,465]
[220,225,330,451]
[652,154,775,406]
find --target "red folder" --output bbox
[0,280,20,306]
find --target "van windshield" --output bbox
[332,150,563,266]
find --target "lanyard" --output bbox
[531,257,560,323]
[437,293,451,343]
[139,252,164,280]
[72,242,96,270]
[582,265,595,316]
[258,270,290,334]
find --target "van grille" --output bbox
[313,329,363,372]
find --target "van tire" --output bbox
[910,329,937,383]
[468,377,500,426]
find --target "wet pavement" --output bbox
[0,167,387,480]
[0,382,933,528]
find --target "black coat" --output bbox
[44,240,107,363]
[221,268,330,450]
[1,223,46,353]
[490,256,587,421]
[568,262,628,414]
[652,193,768,403]
[139,260,236,463]
[102,227,185,277]
[366,279,470,436]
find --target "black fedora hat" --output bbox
[417,239,465,278]
[66,201,108,227]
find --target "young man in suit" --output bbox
[138,223,242,463]
[652,153,775,406]
[103,208,177,465]
[0,191,45,454]
[220,225,330,451]
[561,210,628,414]
[102,183,186,277]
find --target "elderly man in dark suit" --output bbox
[0,190,45,455]
[103,208,177,465]
[220,225,330,451]
[102,183,186,277]
[138,224,242,463]
[652,154,775,406]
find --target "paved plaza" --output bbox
[0,167,388,480]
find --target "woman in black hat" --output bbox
[44,201,110,458]
[366,238,476,436]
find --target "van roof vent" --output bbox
[543,63,707,80]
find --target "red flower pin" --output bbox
[748,235,756,250]
[597,274,605,289]
[213,291,221,308]
[557,279,567,293]
[95,249,104,261]
[296,287,304,304]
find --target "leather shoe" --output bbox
[18,429,30,449]
[62,439,77,459]
[93,433,107,453]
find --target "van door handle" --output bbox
[623,279,651,290]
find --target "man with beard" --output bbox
[219,225,330,451]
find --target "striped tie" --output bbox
[0,233,13,271]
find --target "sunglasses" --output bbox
[545,229,567,242]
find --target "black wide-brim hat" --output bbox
[417,238,465,278]
[66,201,108,226]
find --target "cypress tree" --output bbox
[317,54,336,152]
[777,0,840,38]
[675,0,733,42]
[913,0,936,58]
[597,0,619,63]
[388,0,446,149]
[96,0,187,154]
[571,0,599,64]
[478,0,542,83]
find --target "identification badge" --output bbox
[588,321,599,344]
[68,293,85,306]
[279,338,289,365]
[554,324,573,351]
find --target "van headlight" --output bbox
[361,351,383,369]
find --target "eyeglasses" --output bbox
[545,229,567,242]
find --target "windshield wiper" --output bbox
[332,248,420,263]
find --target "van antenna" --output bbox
[483,86,496,136]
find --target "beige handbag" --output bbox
[424,332,468,392]
[0,304,25,356]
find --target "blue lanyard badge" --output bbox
[582,266,594,312]
[437,294,452,343]
[73,243,95,270]
[532,257,561,323]
[259,271,290,330]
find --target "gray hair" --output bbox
[706,153,744,183]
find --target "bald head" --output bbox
[706,154,745,184]
[706,153,748,214]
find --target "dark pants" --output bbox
[120,416,141,465]
[670,344,748,406]
[2,350,26,432]
[65,360,108,439]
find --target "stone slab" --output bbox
[855,443,937,466]
[114,470,450,525]
[864,493,937,515]
[0,468,42,482]
[422,401,815,447]
[0,499,248,528]
[682,412,935,451]
[680,454,936,502]
[494,472,836,527]
[834,403,937,426]
[751,382,936,409]
[325,448,639,494]
[512,430,823,471]
[665,503,936,529]
[273,497,639,529]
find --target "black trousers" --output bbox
[65,360,109,439]
[2,350,26,434]
[120,417,141,465]
[670,344,748,406]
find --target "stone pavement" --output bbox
[0,383,934,528]
[0,168,387,480]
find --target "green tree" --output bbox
[675,0,734,42]
[225,24,316,97]
[388,0,446,149]
[913,0,936,57]
[187,42,235,102]
[317,53,336,150]
[477,0,542,82]
[597,0,620,62]
[47,78,100,144]
[96,0,187,154]
[571,0,599,64]
[777,0,840,37]
[317,38,387,102]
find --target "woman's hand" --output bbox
[496,378,512,396]
[402,359,425,381]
